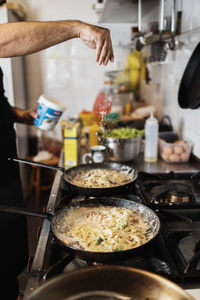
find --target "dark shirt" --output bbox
[0,67,15,131]
[0,67,28,279]
[0,67,20,183]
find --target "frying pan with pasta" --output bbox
[0,198,160,263]
[63,163,138,196]
[8,157,138,196]
[51,198,160,263]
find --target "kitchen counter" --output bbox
[80,143,200,173]
[126,153,200,173]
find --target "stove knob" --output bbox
[17,290,24,300]
[36,226,42,240]
[27,256,34,273]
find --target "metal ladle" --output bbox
[136,36,146,51]
[135,0,146,51]
[167,0,183,51]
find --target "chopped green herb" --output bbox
[101,127,144,139]
[114,248,122,252]
[117,219,128,230]
[97,237,104,245]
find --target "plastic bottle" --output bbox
[144,113,158,162]
[92,81,112,120]
[89,121,101,147]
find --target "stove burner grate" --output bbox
[151,183,195,204]
[164,183,193,203]
[66,291,132,300]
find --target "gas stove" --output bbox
[23,168,200,298]
[136,171,200,209]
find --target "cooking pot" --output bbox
[98,135,142,162]
[0,198,160,263]
[8,157,138,196]
[26,266,194,300]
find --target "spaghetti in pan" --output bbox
[66,206,148,252]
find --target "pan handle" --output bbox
[8,156,65,172]
[0,204,51,219]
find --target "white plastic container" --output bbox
[144,113,158,162]
[34,95,66,131]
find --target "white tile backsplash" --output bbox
[181,0,200,32]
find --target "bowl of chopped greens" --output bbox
[98,127,144,162]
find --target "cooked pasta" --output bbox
[63,206,149,252]
[70,169,133,188]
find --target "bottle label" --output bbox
[34,102,63,131]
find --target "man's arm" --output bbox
[12,107,38,125]
[0,20,114,65]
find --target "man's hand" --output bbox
[12,107,38,125]
[79,22,114,66]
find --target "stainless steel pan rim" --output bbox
[26,266,194,300]
[65,290,132,300]
[51,198,160,263]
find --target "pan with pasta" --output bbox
[70,168,133,188]
[66,206,148,252]
[63,163,138,196]
[51,198,160,262]
[8,159,138,197]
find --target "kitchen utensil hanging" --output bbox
[150,0,168,62]
[135,0,146,51]
[167,0,183,51]
[178,41,200,109]
[151,40,168,62]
